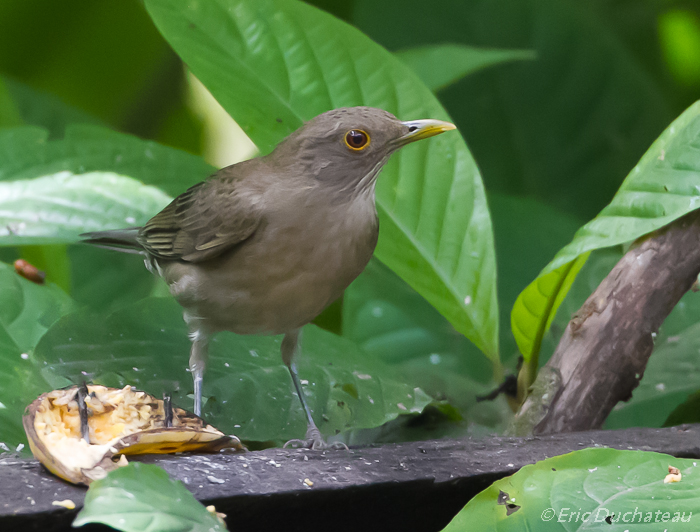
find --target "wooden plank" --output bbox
[2,425,699,532]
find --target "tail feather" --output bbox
[80,228,144,254]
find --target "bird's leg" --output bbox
[281,329,347,450]
[185,316,210,417]
[281,330,318,444]
[189,332,209,417]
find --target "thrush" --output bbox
[82,106,455,449]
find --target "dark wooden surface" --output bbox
[2,425,700,532]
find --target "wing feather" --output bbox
[137,177,262,262]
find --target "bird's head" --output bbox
[272,106,456,198]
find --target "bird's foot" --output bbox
[283,426,348,451]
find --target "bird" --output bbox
[82,106,456,449]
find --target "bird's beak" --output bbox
[396,119,456,146]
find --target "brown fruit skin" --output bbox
[23,385,244,485]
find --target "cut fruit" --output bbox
[23,384,243,485]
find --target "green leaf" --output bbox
[73,463,226,532]
[20,245,72,293]
[510,253,589,363]
[0,260,75,353]
[0,125,213,196]
[69,244,160,313]
[33,297,432,444]
[540,101,700,276]
[513,100,700,361]
[664,389,700,427]
[0,123,201,301]
[0,260,75,449]
[396,44,535,92]
[144,0,499,361]
[352,0,674,221]
[536,249,622,368]
[343,258,511,438]
[0,321,30,450]
[605,292,700,430]
[2,75,104,138]
[0,171,171,245]
[442,448,699,531]
[345,260,481,366]
[0,77,22,128]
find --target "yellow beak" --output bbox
[397,119,457,145]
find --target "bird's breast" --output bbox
[163,192,378,335]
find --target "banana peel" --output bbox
[23,384,243,485]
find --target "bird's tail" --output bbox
[80,228,144,254]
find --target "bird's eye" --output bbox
[344,129,370,151]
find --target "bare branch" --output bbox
[513,209,700,435]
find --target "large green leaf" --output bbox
[395,44,535,93]
[68,244,160,312]
[0,171,171,245]
[0,123,205,304]
[343,258,510,439]
[539,101,700,275]
[0,260,75,353]
[144,0,499,361]
[442,448,699,531]
[0,125,213,196]
[0,259,75,449]
[0,261,71,450]
[512,101,700,361]
[510,253,589,363]
[74,463,226,532]
[342,195,584,435]
[32,297,431,444]
[352,0,673,221]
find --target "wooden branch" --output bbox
[513,209,700,435]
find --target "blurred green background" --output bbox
[4,0,699,364]
[1,0,700,445]
[4,0,699,198]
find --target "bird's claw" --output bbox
[283,426,348,451]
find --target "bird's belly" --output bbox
[162,216,377,335]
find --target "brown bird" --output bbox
[82,106,455,449]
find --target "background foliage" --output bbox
[0,0,699,458]
[1,1,700,531]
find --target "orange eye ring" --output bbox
[344,129,370,151]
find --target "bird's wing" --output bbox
[138,179,262,262]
